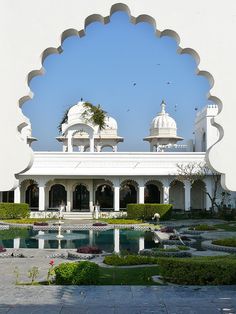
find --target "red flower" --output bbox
[49,259,55,266]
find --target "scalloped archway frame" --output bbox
[0,1,235,191]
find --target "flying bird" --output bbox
[133,82,137,86]
[194,107,198,111]
[80,97,83,101]
[166,81,171,85]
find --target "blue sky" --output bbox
[23,12,211,152]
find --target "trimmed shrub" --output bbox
[54,261,99,285]
[212,238,236,247]
[127,204,172,220]
[189,224,216,231]
[72,261,99,285]
[92,222,107,226]
[104,254,158,266]
[158,256,236,285]
[0,203,29,219]
[77,246,102,254]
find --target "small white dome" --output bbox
[103,116,118,130]
[151,101,177,130]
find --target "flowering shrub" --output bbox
[92,222,107,226]
[0,246,6,253]
[77,246,102,254]
[160,226,174,233]
[47,259,55,284]
[33,222,48,226]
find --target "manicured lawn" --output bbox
[98,218,146,224]
[99,266,160,285]
[1,218,56,224]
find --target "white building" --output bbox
[0,101,235,219]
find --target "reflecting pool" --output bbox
[0,228,159,253]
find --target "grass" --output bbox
[1,218,57,224]
[212,238,236,247]
[99,266,160,285]
[214,223,236,232]
[189,224,217,231]
[98,218,146,225]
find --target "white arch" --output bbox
[1,1,235,190]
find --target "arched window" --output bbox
[49,184,67,208]
[73,184,90,211]
[169,180,185,210]
[145,184,160,203]
[120,181,137,209]
[191,180,206,210]
[25,184,39,209]
[95,184,113,210]
[2,191,14,203]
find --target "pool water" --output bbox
[0,228,160,252]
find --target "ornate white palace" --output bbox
[1,101,235,219]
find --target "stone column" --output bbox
[138,186,145,204]
[88,181,94,212]
[14,186,21,203]
[0,192,2,202]
[38,182,46,212]
[112,145,117,152]
[114,185,120,212]
[66,184,72,212]
[114,228,120,253]
[67,133,73,152]
[184,180,191,211]
[162,180,170,204]
[89,136,94,152]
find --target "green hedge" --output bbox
[158,256,236,285]
[127,204,172,220]
[0,203,29,219]
[54,261,99,285]
[104,254,158,266]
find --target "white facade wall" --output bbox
[194,105,219,152]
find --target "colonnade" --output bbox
[8,177,212,212]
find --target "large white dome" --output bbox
[67,101,87,124]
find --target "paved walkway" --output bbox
[0,284,236,313]
[0,253,236,313]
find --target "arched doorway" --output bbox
[95,184,113,210]
[49,184,67,209]
[25,184,39,210]
[191,180,206,210]
[120,180,138,209]
[73,184,90,211]
[145,183,161,203]
[169,180,185,210]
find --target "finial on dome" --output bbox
[161,100,166,114]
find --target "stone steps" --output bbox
[62,212,93,220]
